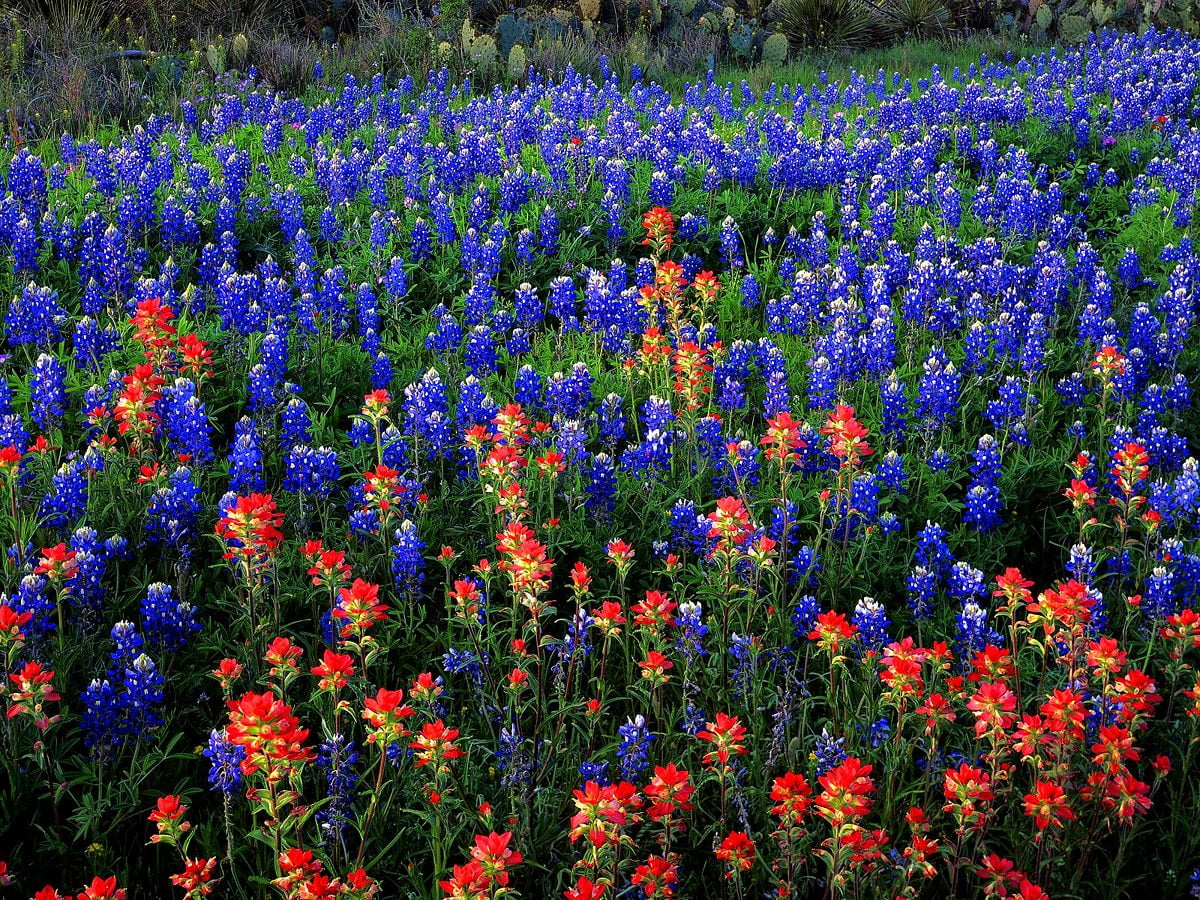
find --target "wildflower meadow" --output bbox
[3,23,1200,900]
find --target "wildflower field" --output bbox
[3,23,1200,900]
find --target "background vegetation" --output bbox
[0,0,1195,141]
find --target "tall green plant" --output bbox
[778,0,874,49]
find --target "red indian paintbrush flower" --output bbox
[409,720,464,768]
[333,579,389,641]
[225,691,312,776]
[1023,780,1074,830]
[0,603,32,653]
[760,411,807,465]
[815,757,875,827]
[697,713,748,767]
[631,590,676,634]
[770,771,813,825]
[569,781,644,846]
[564,876,606,900]
[631,855,678,897]
[147,795,189,836]
[821,404,871,466]
[967,680,1017,740]
[311,649,355,693]
[169,857,217,897]
[808,610,857,658]
[438,860,490,899]
[214,493,283,561]
[362,688,415,748]
[715,831,756,875]
[7,661,61,730]
[470,832,522,887]
[645,763,694,824]
[638,650,673,685]
[641,206,675,254]
[706,496,755,550]
[942,764,994,831]
[36,544,78,582]
[76,876,127,900]
[303,541,351,589]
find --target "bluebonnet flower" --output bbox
[955,601,1003,661]
[497,726,534,788]
[813,728,848,776]
[7,284,66,347]
[315,734,358,846]
[81,622,165,750]
[66,528,126,626]
[740,273,761,308]
[30,353,67,430]
[160,379,214,465]
[880,373,909,441]
[858,717,891,748]
[1144,566,1178,622]
[906,566,937,621]
[791,595,821,638]
[928,447,954,473]
[676,602,709,662]
[81,679,119,752]
[227,417,265,494]
[119,652,166,740]
[964,434,1003,532]
[851,596,890,654]
[141,582,201,653]
[585,453,617,518]
[720,216,744,269]
[877,451,906,492]
[391,519,426,601]
[915,348,960,430]
[648,170,673,207]
[41,460,89,531]
[6,574,55,639]
[443,648,484,687]
[617,715,653,781]
[73,317,121,370]
[578,760,611,787]
[281,397,313,449]
[145,467,202,554]
[284,445,340,499]
[948,562,987,604]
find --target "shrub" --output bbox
[777,0,873,49]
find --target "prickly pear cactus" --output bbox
[1057,13,1090,41]
[1089,0,1114,24]
[761,31,788,66]
[538,16,567,39]
[468,33,498,72]
[729,21,754,60]
[507,43,527,82]
[203,43,226,75]
[579,0,601,22]
[495,14,532,58]
[460,19,476,52]
[229,33,249,69]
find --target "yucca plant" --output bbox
[874,0,952,38]
[777,0,874,50]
